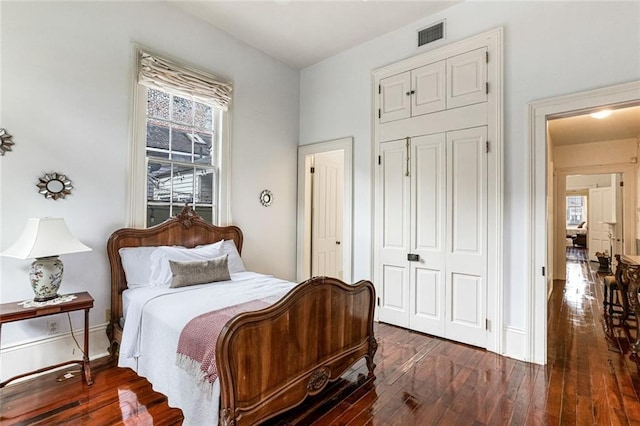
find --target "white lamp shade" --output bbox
[1,217,92,259]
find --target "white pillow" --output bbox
[220,240,246,274]
[198,240,246,273]
[119,246,160,289]
[149,240,225,287]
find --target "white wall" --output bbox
[555,138,638,169]
[0,1,299,378]
[299,1,640,333]
[566,174,613,191]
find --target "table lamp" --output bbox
[1,218,92,301]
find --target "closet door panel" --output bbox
[380,72,411,123]
[450,273,483,325]
[445,127,487,347]
[382,265,408,311]
[412,61,446,116]
[447,47,487,109]
[376,139,411,327]
[412,135,445,251]
[414,268,441,316]
[409,134,446,335]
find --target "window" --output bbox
[129,48,232,227]
[566,195,586,225]
[145,89,219,224]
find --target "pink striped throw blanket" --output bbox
[176,299,270,390]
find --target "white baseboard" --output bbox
[0,323,110,384]
[503,326,527,361]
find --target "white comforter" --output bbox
[118,272,296,425]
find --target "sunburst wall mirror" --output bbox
[259,189,273,207]
[37,172,73,200]
[0,128,14,155]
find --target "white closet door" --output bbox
[412,61,446,116]
[446,47,487,109]
[409,134,446,335]
[380,72,411,123]
[445,126,487,347]
[376,139,411,327]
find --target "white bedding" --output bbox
[118,271,296,425]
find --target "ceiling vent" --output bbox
[418,21,445,47]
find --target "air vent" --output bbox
[418,21,445,47]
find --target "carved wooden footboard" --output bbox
[216,276,377,426]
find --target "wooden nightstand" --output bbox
[0,291,94,387]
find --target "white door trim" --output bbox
[528,80,640,365]
[297,138,353,283]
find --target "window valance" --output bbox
[138,50,232,111]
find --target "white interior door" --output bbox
[311,150,344,279]
[376,139,411,327]
[445,126,487,347]
[409,134,446,335]
[588,186,613,260]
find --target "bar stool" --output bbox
[603,254,626,317]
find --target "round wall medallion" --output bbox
[37,172,73,200]
[259,189,273,207]
[0,128,14,156]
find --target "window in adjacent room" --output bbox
[566,195,586,225]
[129,48,232,227]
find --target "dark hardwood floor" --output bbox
[2,247,640,425]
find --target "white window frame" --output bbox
[127,48,231,228]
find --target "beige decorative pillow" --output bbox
[169,254,230,288]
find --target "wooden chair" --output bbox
[603,254,626,317]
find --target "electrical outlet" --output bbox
[46,321,58,335]
[105,308,111,322]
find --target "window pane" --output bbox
[147,204,171,226]
[195,168,215,204]
[147,89,170,120]
[170,128,192,162]
[148,161,172,202]
[195,207,213,223]
[146,121,170,158]
[172,96,193,125]
[194,102,212,130]
[193,132,213,164]
[173,165,194,203]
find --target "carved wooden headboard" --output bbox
[106,205,243,331]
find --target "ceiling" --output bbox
[548,105,640,146]
[167,1,640,145]
[169,1,462,69]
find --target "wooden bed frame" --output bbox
[107,205,377,426]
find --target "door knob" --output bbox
[336,241,341,245]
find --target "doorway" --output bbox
[560,173,624,265]
[529,81,640,364]
[297,138,353,282]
